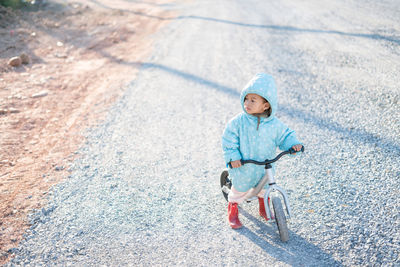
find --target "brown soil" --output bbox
[0,0,174,264]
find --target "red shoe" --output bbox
[228,202,243,229]
[258,197,274,221]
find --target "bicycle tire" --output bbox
[220,170,231,202]
[272,197,289,242]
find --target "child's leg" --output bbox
[257,189,266,199]
[228,187,248,204]
[257,189,273,221]
[227,187,247,229]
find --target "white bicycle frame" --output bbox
[223,148,303,225]
[241,167,292,220]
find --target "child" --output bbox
[222,73,303,229]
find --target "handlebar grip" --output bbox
[289,145,305,154]
[228,160,245,168]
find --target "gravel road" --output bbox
[8,0,399,266]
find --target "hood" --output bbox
[240,73,277,121]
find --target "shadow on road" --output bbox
[64,3,397,157]
[88,0,176,18]
[89,0,172,8]
[140,62,239,96]
[84,3,399,45]
[124,61,400,156]
[278,105,400,155]
[238,209,344,266]
[176,15,400,45]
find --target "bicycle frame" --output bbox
[243,164,292,220]
[227,147,303,220]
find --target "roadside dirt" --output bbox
[0,0,174,263]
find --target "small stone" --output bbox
[55,53,67,58]
[32,90,48,98]
[55,166,64,171]
[13,94,22,99]
[8,56,22,67]
[7,248,18,254]
[57,41,64,47]
[0,109,7,115]
[9,108,20,113]
[0,251,8,258]
[20,53,30,64]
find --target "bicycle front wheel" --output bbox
[272,197,289,242]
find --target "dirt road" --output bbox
[3,0,400,266]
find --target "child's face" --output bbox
[244,93,270,115]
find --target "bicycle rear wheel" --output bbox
[272,197,289,242]
[220,170,231,202]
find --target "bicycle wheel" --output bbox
[272,197,289,242]
[220,170,231,202]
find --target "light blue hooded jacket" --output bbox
[222,73,300,192]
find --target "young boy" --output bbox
[222,73,302,229]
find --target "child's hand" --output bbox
[291,144,303,154]
[230,160,242,168]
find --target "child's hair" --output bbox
[265,107,271,117]
[262,97,272,117]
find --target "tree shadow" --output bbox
[278,105,400,155]
[88,0,176,19]
[105,57,399,157]
[18,2,397,156]
[140,62,240,97]
[176,15,400,45]
[237,208,344,266]
[0,2,65,63]
[84,2,399,45]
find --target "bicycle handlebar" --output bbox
[229,146,304,168]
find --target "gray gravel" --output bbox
[7,0,400,266]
